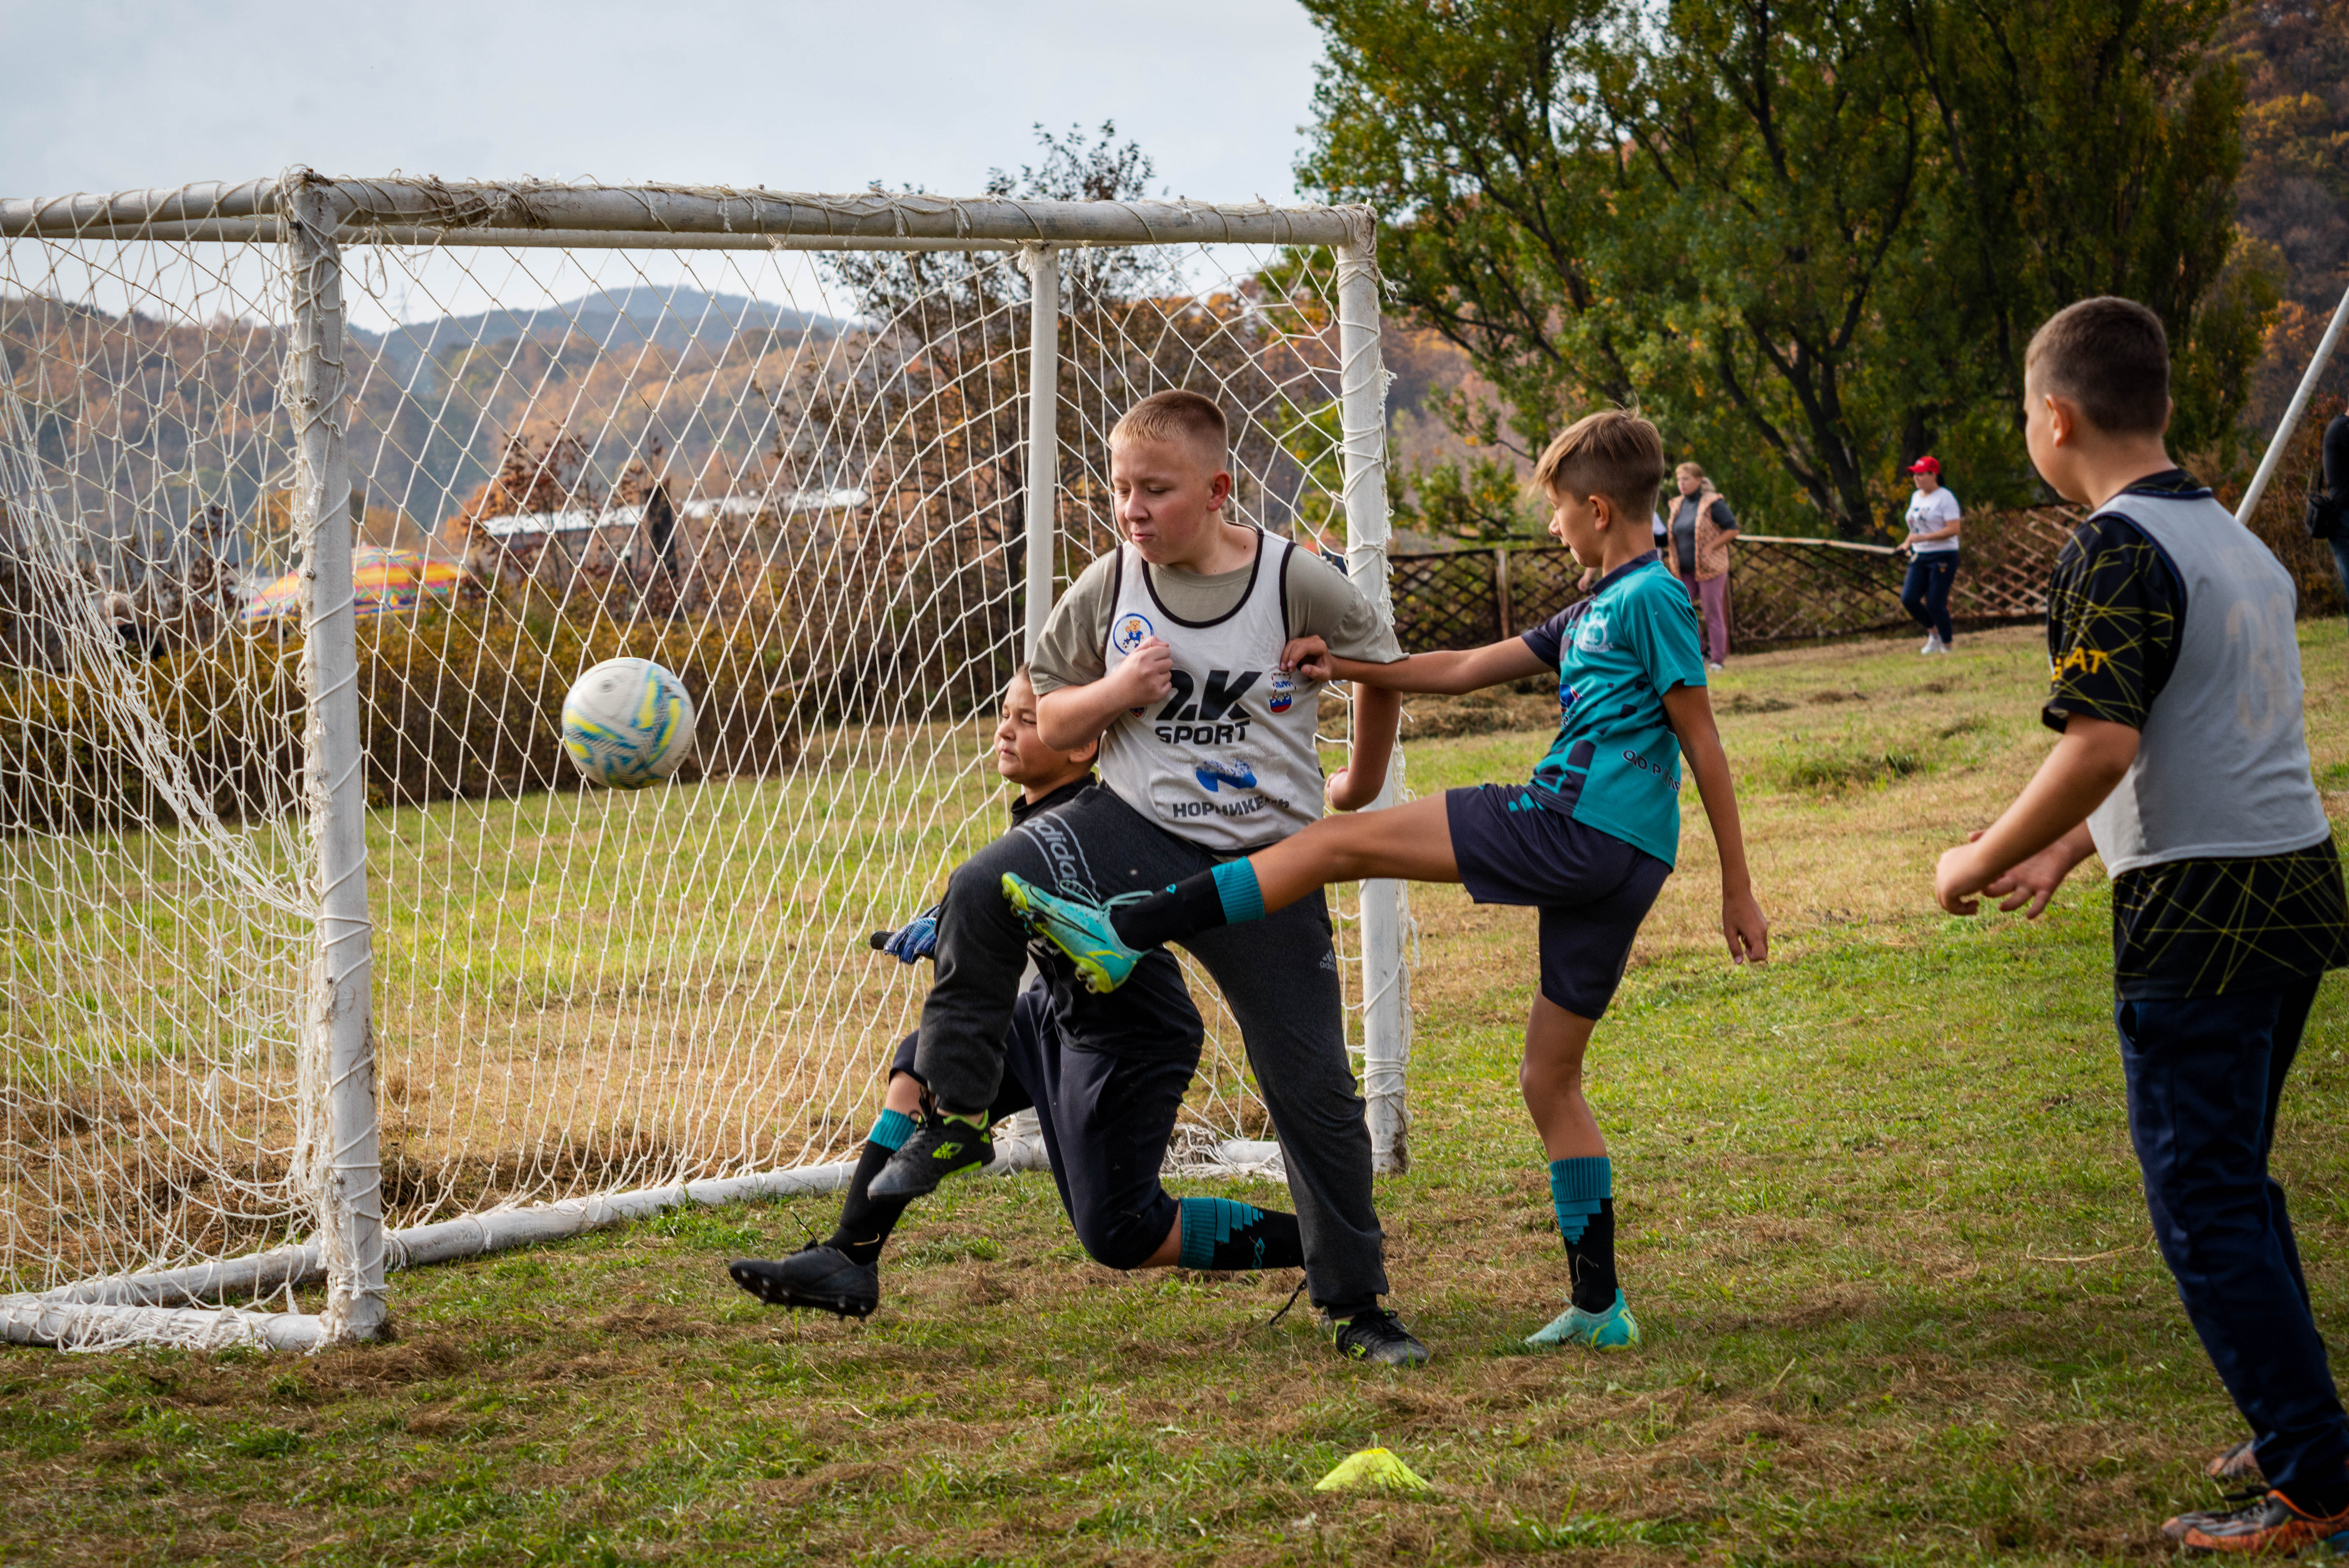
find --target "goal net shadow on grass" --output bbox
[0,174,1406,1350]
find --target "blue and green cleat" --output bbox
[1526,1289,1642,1350]
[1000,874,1147,994]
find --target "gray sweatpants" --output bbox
[914,783,1389,1314]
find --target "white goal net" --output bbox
[0,173,1408,1350]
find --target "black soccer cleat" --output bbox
[1332,1307,1431,1367]
[866,1114,994,1201]
[728,1243,881,1319]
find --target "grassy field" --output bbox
[7,620,2349,1565]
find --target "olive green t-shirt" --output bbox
[1028,536,1404,694]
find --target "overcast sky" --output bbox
[0,0,1328,203]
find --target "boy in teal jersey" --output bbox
[1002,409,1770,1347]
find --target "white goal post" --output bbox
[0,171,1410,1351]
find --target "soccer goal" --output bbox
[0,172,1412,1351]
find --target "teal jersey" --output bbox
[1519,553,1707,866]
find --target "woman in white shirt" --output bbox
[1897,456,1962,654]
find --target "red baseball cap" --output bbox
[1906,456,1942,475]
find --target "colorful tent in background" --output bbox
[241,547,465,623]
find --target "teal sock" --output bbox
[1209,860,1265,924]
[869,1108,916,1152]
[1550,1155,1610,1244]
[1177,1198,1261,1268]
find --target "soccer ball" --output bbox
[560,657,696,789]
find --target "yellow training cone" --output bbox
[1314,1447,1433,1493]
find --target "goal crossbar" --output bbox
[0,175,1371,250]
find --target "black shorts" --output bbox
[1446,776,1671,1019]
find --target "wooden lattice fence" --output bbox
[1387,507,2081,654]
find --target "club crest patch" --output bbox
[1111,612,1155,656]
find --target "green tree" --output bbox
[1896,0,2272,477]
[1598,0,1935,536]
[1300,0,2275,539]
[1297,0,1633,467]
[1391,449,1547,541]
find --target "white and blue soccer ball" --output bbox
[560,657,696,789]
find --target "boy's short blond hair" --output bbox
[1109,389,1229,465]
[2025,296,2171,436]
[1674,461,1706,482]
[1534,410,1668,519]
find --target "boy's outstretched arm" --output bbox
[1281,636,1549,695]
[1660,683,1768,964]
[1325,683,1402,811]
[1935,717,2137,914]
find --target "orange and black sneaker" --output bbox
[2163,1490,2262,1546]
[2177,1490,2349,1555]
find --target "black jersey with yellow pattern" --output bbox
[2111,841,2348,999]
[2041,468,2198,736]
[2040,468,2347,998]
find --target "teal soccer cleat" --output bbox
[1000,874,1147,994]
[1526,1289,1643,1351]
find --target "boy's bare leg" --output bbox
[1520,994,1605,1159]
[1520,990,1632,1344]
[1249,793,1459,910]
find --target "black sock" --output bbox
[1228,1209,1304,1271]
[826,1137,914,1268]
[1111,870,1227,950]
[1174,1197,1304,1270]
[1567,1198,1618,1313]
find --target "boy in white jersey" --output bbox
[1007,409,1770,1350]
[866,389,1429,1365]
[1936,297,2349,1554]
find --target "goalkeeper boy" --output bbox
[1002,409,1769,1349]
[727,665,1304,1319]
[864,388,1430,1366]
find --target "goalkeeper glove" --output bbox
[867,902,943,964]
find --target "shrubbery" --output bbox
[1,602,803,833]
[357,603,798,807]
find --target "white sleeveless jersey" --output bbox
[1096,531,1327,854]
[2079,487,2330,874]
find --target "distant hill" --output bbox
[2228,4,2349,428]
[352,286,839,380]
